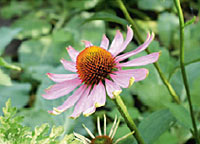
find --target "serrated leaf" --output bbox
[138,109,175,144]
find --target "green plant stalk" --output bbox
[174,0,199,142]
[113,94,145,144]
[116,0,180,104]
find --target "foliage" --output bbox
[0,99,81,144]
[0,0,199,143]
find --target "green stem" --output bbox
[113,94,145,144]
[174,0,199,143]
[116,0,143,44]
[116,0,180,104]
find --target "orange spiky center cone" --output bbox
[91,135,113,144]
[76,46,116,85]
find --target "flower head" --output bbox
[74,115,134,144]
[42,26,159,118]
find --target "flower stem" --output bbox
[113,94,145,144]
[116,0,180,104]
[174,0,199,142]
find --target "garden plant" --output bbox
[0,0,200,144]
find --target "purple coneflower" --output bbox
[42,26,159,118]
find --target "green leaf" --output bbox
[191,76,200,107]
[0,1,32,19]
[0,69,12,86]
[154,131,178,144]
[165,103,192,129]
[84,12,129,26]
[138,109,175,144]
[184,22,200,63]
[0,99,30,144]
[170,62,200,100]
[22,65,54,82]
[18,38,68,67]
[12,18,51,39]
[0,27,21,54]
[138,0,173,12]
[0,99,81,143]
[158,12,179,48]
[0,82,31,115]
[81,20,106,46]
[52,29,73,42]
[0,57,21,71]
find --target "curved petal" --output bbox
[114,26,133,56]
[49,85,87,115]
[83,81,106,116]
[47,73,78,83]
[115,69,149,82]
[83,105,96,117]
[117,52,160,67]
[82,40,93,48]
[42,78,81,100]
[60,58,77,72]
[110,72,135,88]
[66,46,79,62]
[82,85,96,116]
[100,34,109,50]
[108,30,124,56]
[94,81,106,107]
[116,32,154,62]
[70,86,91,119]
[105,79,121,99]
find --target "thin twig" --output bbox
[174,0,199,143]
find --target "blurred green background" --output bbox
[0,0,200,143]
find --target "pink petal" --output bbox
[115,69,149,82]
[114,26,133,56]
[108,30,124,56]
[83,81,106,116]
[66,46,79,62]
[42,78,81,100]
[46,73,78,83]
[52,85,87,113]
[94,81,106,107]
[117,52,160,67]
[116,32,154,62]
[100,34,109,50]
[70,86,91,118]
[83,105,96,116]
[60,58,77,72]
[110,72,134,88]
[82,85,97,115]
[105,79,121,99]
[82,40,93,48]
